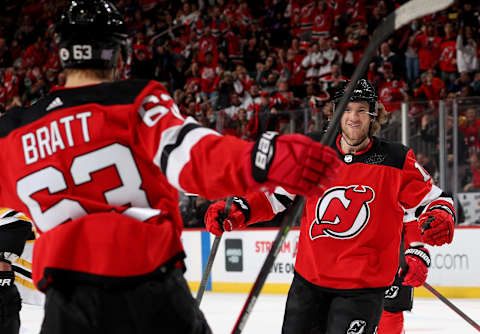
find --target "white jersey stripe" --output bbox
[266,187,296,214]
[403,184,445,222]
[156,118,220,191]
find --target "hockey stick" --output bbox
[231,196,305,334]
[423,282,480,331]
[399,238,480,331]
[231,1,454,333]
[196,197,234,304]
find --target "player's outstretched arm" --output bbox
[136,84,341,200]
[186,131,341,200]
[204,191,282,236]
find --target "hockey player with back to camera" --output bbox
[205,79,455,334]
[0,1,342,334]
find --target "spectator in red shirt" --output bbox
[414,70,446,102]
[413,22,441,73]
[340,28,369,77]
[2,67,20,102]
[312,0,333,40]
[43,41,61,74]
[298,1,316,40]
[459,107,480,154]
[242,83,261,117]
[198,26,218,65]
[378,62,408,113]
[247,91,279,138]
[404,21,422,85]
[185,62,202,95]
[439,21,457,86]
[22,35,47,68]
[345,0,367,30]
[200,51,220,108]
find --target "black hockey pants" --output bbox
[282,273,385,334]
[0,284,21,334]
[40,267,212,334]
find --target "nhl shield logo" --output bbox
[347,320,366,334]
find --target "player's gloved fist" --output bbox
[204,197,250,236]
[400,246,430,287]
[419,209,454,246]
[246,132,341,197]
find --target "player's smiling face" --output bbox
[340,101,371,146]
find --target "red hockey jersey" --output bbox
[0,80,253,290]
[247,135,449,290]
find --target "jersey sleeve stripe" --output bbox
[266,192,287,214]
[403,184,452,222]
[265,187,295,214]
[159,122,203,172]
[155,118,220,191]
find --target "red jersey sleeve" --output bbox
[243,186,296,224]
[399,150,436,208]
[399,149,444,220]
[133,81,251,200]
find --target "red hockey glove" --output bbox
[204,197,250,236]
[401,246,430,287]
[419,209,454,246]
[246,132,341,197]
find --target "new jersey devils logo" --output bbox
[310,185,375,240]
[314,14,325,26]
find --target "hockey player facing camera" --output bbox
[205,79,455,334]
[0,1,341,333]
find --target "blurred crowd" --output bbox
[1,0,480,224]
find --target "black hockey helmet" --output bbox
[57,0,128,69]
[333,79,378,116]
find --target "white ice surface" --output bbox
[20,292,480,333]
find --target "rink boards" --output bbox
[182,227,480,298]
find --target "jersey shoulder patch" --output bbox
[362,137,409,170]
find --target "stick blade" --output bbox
[394,0,454,30]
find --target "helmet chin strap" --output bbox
[341,134,370,152]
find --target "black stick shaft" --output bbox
[423,282,480,332]
[196,197,233,304]
[231,197,305,334]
